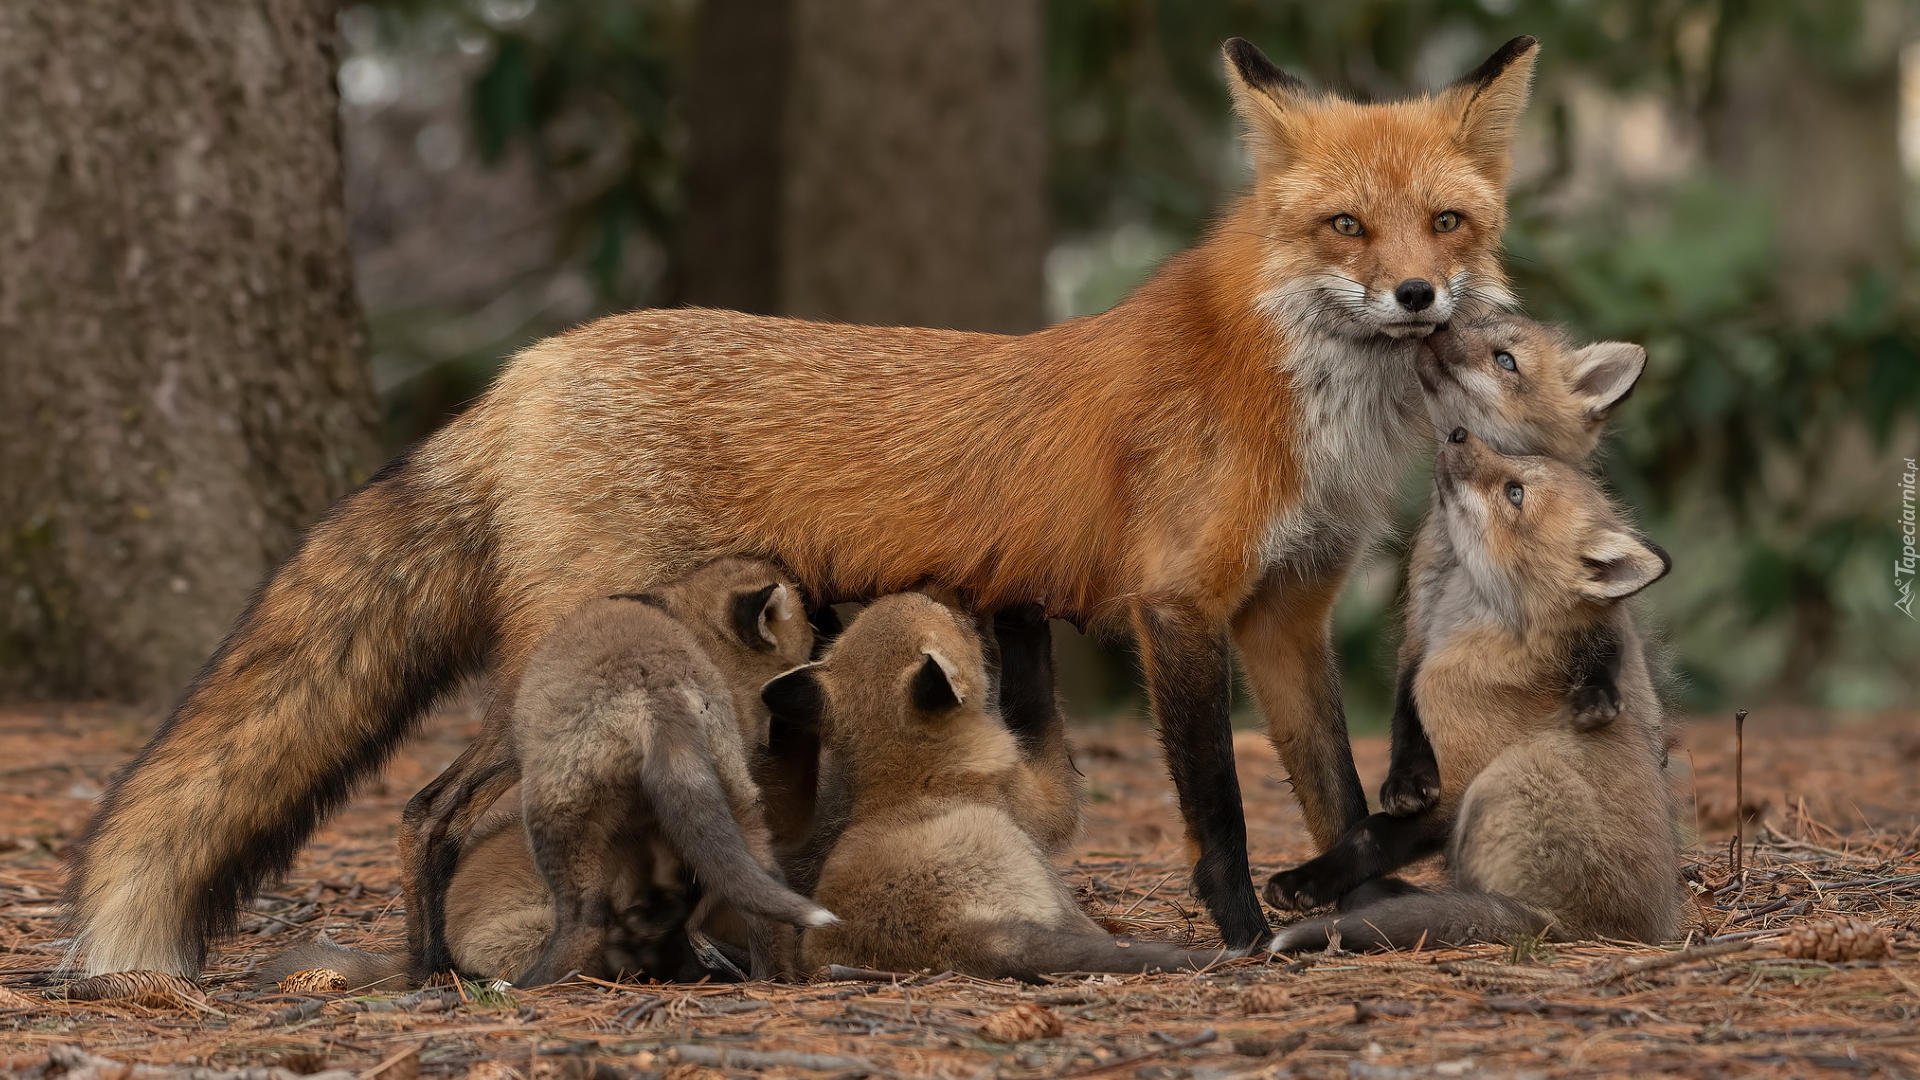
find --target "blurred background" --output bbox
[3,0,1917,728]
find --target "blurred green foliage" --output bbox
[361,0,1919,719]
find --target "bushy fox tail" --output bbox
[255,935,411,993]
[68,447,498,976]
[992,923,1232,981]
[1267,888,1550,954]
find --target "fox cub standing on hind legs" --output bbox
[260,559,834,989]
[71,35,1542,976]
[1268,431,1680,951]
[761,593,1228,981]
[1369,315,1649,824]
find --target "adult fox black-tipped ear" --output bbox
[732,582,791,652]
[1441,35,1539,185]
[1222,38,1310,162]
[762,664,825,727]
[910,650,965,713]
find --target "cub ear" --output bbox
[1221,37,1311,164]
[1439,35,1539,186]
[1579,529,1671,601]
[1568,342,1646,421]
[732,582,793,652]
[761,663,826,727]
[910,649,966,713]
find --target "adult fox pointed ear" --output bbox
[1440,35,1539,186]
[1222,38,1311,163]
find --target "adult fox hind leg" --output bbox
[1231,567,1369,851]
[398,711,523,978]
[1137,603,1267,950]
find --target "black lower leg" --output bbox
[1380,656,1441,817]
[992,604,1059,756]
[1264,810,1449,911]
[1139,605,1266,949]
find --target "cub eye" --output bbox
[1433,211,1462,233]
[1330,214,1364,237]
[1504,481,1525,508]
[1495,351,1517,372]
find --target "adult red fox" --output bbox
[68,35,1538,976]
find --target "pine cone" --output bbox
[978,1002,1064,1042]
[66,970,205,1008]
[1241,984,1291,1015]
[279,968,350,993]
[1781,918,1892,963]
[0,984,43,1009]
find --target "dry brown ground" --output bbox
[2,704,1918,1078]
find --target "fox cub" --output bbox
[1269,431,1679,950]
[761,593,1225,980]
[263,559,833,988]
[1378,314,1648,819]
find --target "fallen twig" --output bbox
[1578,939,1752,987]
[666,1044,879,1073]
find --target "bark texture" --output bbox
[0,0,378,700]
[781,0,1046,333]
[679,0,1045,332]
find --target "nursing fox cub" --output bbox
[264,559,832,987]
[764,593,1227,980]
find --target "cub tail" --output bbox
[68,446,499,976]
[644,745,839,931]
[254,935,411,993]
[994,923,1233,980]
[1268,888,1550,954]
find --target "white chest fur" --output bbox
[1258,331,1425,574]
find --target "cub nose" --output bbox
[1394,278,1436,312]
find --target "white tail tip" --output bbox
[803,907,841,928]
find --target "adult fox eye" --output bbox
[1495,351,1517,372]
[1331,214,1364,237]
[1433,211,1461,233]
[1505,481,1525,508]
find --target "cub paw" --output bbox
[1569,681,1622,731]
[1263,865,1341,912]
[1379,764,1441,818]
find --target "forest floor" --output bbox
[2,703,1918,1079]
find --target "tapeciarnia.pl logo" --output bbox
[1899,457,1917,620]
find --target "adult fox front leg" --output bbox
[68,35,1536,974]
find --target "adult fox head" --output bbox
[1434,429,1669,629]
[1223,36,1538,340]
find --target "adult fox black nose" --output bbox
[1394,278,1436,312]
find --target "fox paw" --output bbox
[1569,681,1622,731]
[1379,764,1441,817]
[1263,865,1342,912]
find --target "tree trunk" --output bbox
[677,0,795,315]
[0,0,378,701]
[781,0,1046,333]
